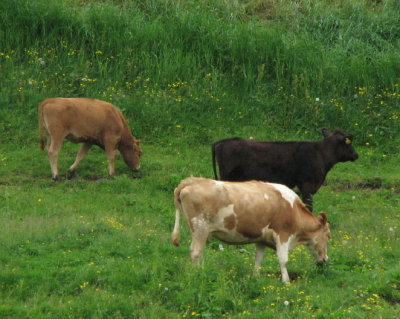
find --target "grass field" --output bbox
[0,0,399,318]
[0,142,399,318]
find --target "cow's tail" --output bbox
[38,101,45,151]
[171,177,206,247]
[211,142,219,180]
[171,186,183,247]
[171,208,181,247]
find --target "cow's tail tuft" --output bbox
[38,101,45,150]
[211,142,219,180]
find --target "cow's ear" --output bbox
[318,212,328,226]
[321,128,331,137]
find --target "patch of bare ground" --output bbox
[243,0,276,20]
[377,291,400,306]
[328,178,400,193]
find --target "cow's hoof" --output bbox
[52,175,60,181]
[66,169,76,180]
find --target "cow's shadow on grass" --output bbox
[46,170,148,182]
[83,172,147,182]
[286,272,302,282]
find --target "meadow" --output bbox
[0,0,399,318]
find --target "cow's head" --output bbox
[322,128,359,162]
[306,212,331,264]
[131,138,143,170]
[120,138,142,171]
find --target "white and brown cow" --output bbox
[172,177,331,283]
[38,98,142,180]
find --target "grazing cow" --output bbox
[172,177,330,283]
[38,98,142,180]
[212,129,358,209]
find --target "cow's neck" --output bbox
[119,126,134,148]
[318,140,337,171]
[297,205,322,235]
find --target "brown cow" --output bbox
[38,98,142,180]
[172,177,331,283]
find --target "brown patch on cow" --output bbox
[224,214,236,230]
[237,228,263,239]
[267,196,299,235]
[235,206,268,239]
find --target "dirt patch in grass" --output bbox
[329,178,400,193]
[378,292,400,306]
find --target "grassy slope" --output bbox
[0,0,399,318]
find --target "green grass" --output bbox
[1,142,399,318]
[0,0,399,318]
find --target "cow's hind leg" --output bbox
[254,243,266,275]
[190,229,209,265]
[47,135,63,181]
[67,143,91,179]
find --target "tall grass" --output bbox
[1,0,398,147]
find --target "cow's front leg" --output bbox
[254,243,266,275]
[299,182,319,211]
[67,143,91,179]
[276,240,290,283]
[105,145,117,176]
[303,194,313,211]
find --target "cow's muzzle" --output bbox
[316,255,329,266]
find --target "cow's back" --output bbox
[214,138,304,186]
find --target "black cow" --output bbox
[211,128,359,210]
